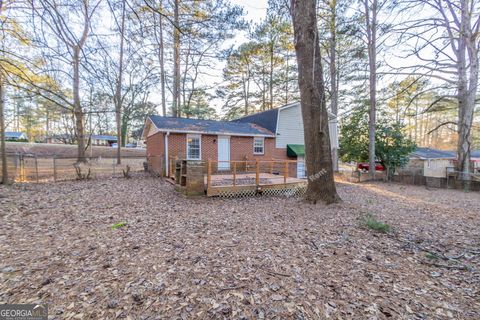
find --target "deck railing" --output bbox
[206,159,300,188]
[204,159,307,197]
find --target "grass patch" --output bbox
[111,221,127,230]
[362,214,391,233]
[425,252,440,260]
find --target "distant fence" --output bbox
[0,153,147,183]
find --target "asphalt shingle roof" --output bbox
[5,132,26,139]
[412,147,480,159]
[233,109,279,133]
[148,115,275,136]
[91,135,117,141]
[412,147,456,159]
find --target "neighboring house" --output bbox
[142,102,339,178]
[407,147,480,177]
[5,132,28,141]
[90,135,117,146]
[409,147,456,178]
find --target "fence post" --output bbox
[255,160,260,186]
[207,160,212,188]
[53,156,57,182]
[233,161,237,187]
[35,156,39,183]
[284,161,288,185]
[19,155,24,182]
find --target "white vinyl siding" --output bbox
[275,104,339,150]
[276,105,304,148]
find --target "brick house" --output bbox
[142,102,338,177]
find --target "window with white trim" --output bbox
[253,137,264,155]
[187,134,201,160]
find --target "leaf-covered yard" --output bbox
[1,175,479,319]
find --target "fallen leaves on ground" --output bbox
[0,174,479,319]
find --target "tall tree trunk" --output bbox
[115,0,126,164]
[329,0,339,171]
[285,53,289,104]
[269,42,274,109]
[290,0,340,204]
[154,1,167,116]
[73,46,86,162]
[455,0,478,182]
[172,0,181,117]
[364,0,377,180]
[0,78,7,184]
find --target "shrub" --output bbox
[362,214,391,233]
[111,221,127,230]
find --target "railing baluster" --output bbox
[207,160,212,188]
[233,161,236,187]
[255,160,260,186]
[284,161,288,185]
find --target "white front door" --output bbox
[217,136,230,170]
[297,156,306,178]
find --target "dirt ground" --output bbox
[1,175,479,319]
[6,142,146,157]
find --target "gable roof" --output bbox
[146,115,275,137]
[91,134,117,141]
[411,147,480,160]
[233,102,336,134]
[233,108,279,133]
[6,132,27,139]
[411,147,456,159]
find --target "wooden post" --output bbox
[284,161,288,184]
[53,156,57,182]
[207,160,212,188]
[255,159,260,186]
[35,156,39,183]
[269,159,273,174]
[233,161,237,187]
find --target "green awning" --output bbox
[287,144,305,157]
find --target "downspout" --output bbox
[165,132,170,177]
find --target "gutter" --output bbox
[165,131,170,177]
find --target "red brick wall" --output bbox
[146,132,298,177]
[146,132,164,174]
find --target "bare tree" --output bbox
[153,1,167,116]
[290,0,340,204]
[108,0,127,164]
[172,0,180,117]
[392,0,479,182]
[29,0,100,162]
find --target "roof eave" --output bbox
[154,128,275,138]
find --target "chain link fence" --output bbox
[0,153,148,183]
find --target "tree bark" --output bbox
[329,0,339,171]
[364,0,377,180]
[290,0,340,204]
[153,1,167,116]
[172,0,181,117]
[73,46,86,162]
[455,0,478,182]
[0,78,8,184]
[115,0,126,164]
[269,42,274,109]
